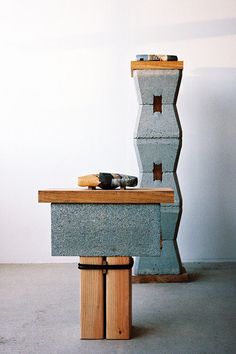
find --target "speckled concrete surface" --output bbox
[134,105,181,139]
[133,240,182,275]
[133,69,181,104]
[134,138,181,172]
[51,203,161,257]
[0,263,235,354]
[160,206,181,240]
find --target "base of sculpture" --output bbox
[132,267,189,283]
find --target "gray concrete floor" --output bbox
[0,263,235,354]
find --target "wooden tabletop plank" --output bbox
[38,188,174,204]
[131,61,183,76]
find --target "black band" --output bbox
[78,257,134,271]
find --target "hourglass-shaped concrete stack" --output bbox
[131,60,184,275]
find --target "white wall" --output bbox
[0,0,236,263]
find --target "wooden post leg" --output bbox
[80,257,104,339]
[106,257,132,339]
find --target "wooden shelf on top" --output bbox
[131,60,184,77]
[38,188,174,204]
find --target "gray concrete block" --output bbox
[51,203,161,257]
[133,240,182,275]
[134,104,182,138]
[134,138,181,172]
[161,206,182,240]
[134,70,181,104]
[139,172,182,207]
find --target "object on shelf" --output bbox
[78,172,138,189]
[136,54,178,61]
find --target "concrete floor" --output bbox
[0,263,235,354]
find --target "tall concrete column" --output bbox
[132,62,184,275]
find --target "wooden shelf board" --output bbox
[131,60,184,76]
[38,188,174,204]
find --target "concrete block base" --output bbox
[133,240,182,275]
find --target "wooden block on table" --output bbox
[80,257,104,339]
[106,257,132,339]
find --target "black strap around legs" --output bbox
[78,257,134,271]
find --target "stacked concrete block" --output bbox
[134,70,181,104]
[51,203,161,257]
[133,68,183,275]
[134,105,181,139]
[135,138,181,172]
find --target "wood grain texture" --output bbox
[106,257,132,339]
[78,174,100,188]
[131,60,184,76]
[132,268,189,283]
[80,257,104,339]
[38,188,174,204]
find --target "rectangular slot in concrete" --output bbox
[153,95,162,113]
[153,163,162,181]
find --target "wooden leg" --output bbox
[80,257,104,339]
[106,257,132,339]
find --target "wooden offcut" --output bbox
[106,257,132,339]
[38,188,174,204]
[78,174,100,188]
[131,60,184,76]
[80,257,104,339]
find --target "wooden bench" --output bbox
[38,188,174,339]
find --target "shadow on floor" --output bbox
[132,325,157,338]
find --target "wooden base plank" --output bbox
[106,257,132,339]
[80,257,104,339]
[132,269,189,284]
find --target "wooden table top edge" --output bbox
[130,60,184,76]
[38,188,174,204]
